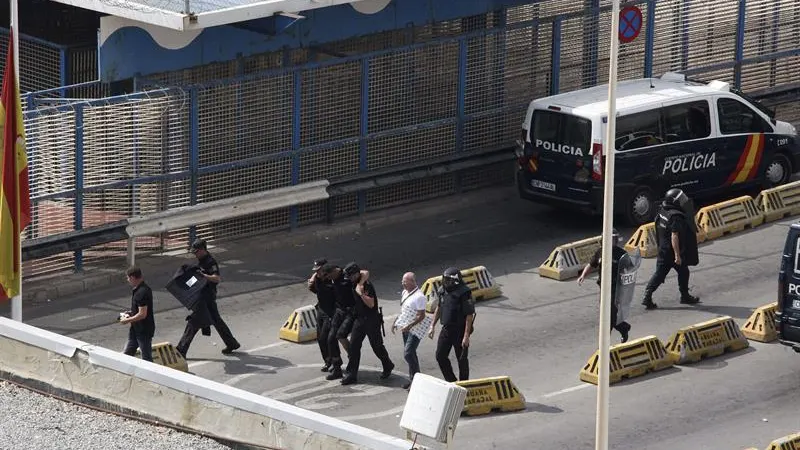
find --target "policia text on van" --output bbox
[514,72,800,226]
[776,223,800,353]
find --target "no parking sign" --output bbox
[619,5,643,43]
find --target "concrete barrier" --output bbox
[0,317,416,450]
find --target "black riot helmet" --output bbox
[663,188,689,209]
[442,267,463,291]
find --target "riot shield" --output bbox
[683,198,698,233]
[615,247,642,325]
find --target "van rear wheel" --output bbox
[625,186,656,227]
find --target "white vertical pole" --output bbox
[10,0,21,322]
[595,0,621,449]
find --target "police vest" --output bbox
[655,207,699,266]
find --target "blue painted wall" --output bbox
[99,0,534,82]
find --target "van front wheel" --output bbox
[624,186,656,227]
[764,153,792,188]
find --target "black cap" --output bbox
[190,238,207,252]
[343,262,360,277]
[312,258,327,271]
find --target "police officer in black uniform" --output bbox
[177,239,241,357]
[428,267,475,382]
[641,188,701,310]
[340,262,394,385]
[308,258,336,372]
[578,229,632,343]
[320,263,359,380]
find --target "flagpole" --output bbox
[10,0,21,322]
[595,0,620,449]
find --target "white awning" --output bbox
[49,0,378,31]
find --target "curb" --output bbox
[22,185,516,302]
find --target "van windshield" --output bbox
[730,87,775,119]
[531,110,592,157]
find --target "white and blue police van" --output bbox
[778,223,800,351]
[515,72,800,226]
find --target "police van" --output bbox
[777,223,800,352]
[515,72,800,226]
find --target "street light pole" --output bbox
[595,0,621,449]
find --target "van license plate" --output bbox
[531,179,556,192]
[793,300,800,309]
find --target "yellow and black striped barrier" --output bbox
[664,316,749,365]
[580,335,673,385]
[455,376,526,417]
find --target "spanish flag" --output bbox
[0,29,31,301]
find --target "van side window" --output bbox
[615,109,662,151]
[794,237,800,275]
[717,97,773,134]
[662,100,711,143]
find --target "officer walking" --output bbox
[340,262,395,385]
[578,229,632,343]
[177,239,241,357]
[320,263,367,381]
[640,188,701,310]
[428,267,475,383]
[308,258,336,372]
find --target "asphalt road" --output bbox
[16,186,800,450]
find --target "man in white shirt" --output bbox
[392,272,430,389]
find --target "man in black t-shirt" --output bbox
[308,258,337,372]
[339,262,394,385]
[120,266,156,362]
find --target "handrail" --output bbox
[21,148,513,268]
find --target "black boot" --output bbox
[326,366,343,380]
[618,322,631,343]
[641,291,658,310]
[680,292,700,305]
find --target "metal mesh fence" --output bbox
[22,89,191,277]
[0,30,62,94]
[21,0,800,280]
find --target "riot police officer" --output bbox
[428,267,475,382]
[308,258,336,372]
[641,188,700,309]
[340,262,395,385]
[177,239,241,357]
[578,229,633,343]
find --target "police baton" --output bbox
[379,306,385,337]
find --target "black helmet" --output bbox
[664,188,688,208]
[442,267,462,290]
[190,238,207,252]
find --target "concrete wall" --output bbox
[0,317,415,450]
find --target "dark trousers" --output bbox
[177,298,238,356]
[436,324,469,382]
[123,328,153,362]
[645,260,691,296]
[316,307,332,365]
[344,314,393,378]
[327,309,354,367]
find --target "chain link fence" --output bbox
[21,0,800,279]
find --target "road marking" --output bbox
[68,312,109,322]
[340,405,406,422]
[541,383,591,398]
[437,222,508,239]
[296,385,394,411]
[188,341,288,369]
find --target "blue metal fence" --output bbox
[21,0,800,277]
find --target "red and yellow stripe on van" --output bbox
[725,133,765,185]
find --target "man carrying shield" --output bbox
[578,229,639,343]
